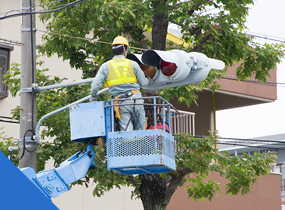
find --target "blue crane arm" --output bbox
[20,144,96,199]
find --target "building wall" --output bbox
[219,62,277,101]
[52,183,143,210]
[167,172,281,210]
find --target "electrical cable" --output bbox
[30,0,36,139]
[9,129,32,161]
[37,29,111,45]
[217,142,285,151]
[218,142,276,150]
[243,31,285,43]
[175,134,285,151]
[23,129,37,154]
[83,139,94,152]
[0,0,65,17]
[0,116,13,119]
[0,119,19,124]
[0,116,18,123]
[0,9,22,18]
[218,136,285,144]
[1,0,285,47]
[0,37,24,46]
[0,0,87,20]
[217,138,285,151]
[37,29,149,51]
[220,75,285,87]
[193,135,285,144]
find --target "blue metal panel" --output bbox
[107,129,176,175]
[69,101,106,142]
[36,169,70,198]
[105,101,112,142]
[55,145,95,184]
[20,167,53,199]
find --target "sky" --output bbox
[216,0,285,139]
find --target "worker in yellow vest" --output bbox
[90,36,152,131]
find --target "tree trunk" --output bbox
[137,168,193,210]
[138,174,171,210]
[151,9,168,50]
[139,5,174,210]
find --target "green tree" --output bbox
[39,0,284,100]
[4,0,284,209]
[4,63,277,209]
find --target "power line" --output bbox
[217,142,285,150]
[188,135,285,151]
[220,75,285,87]
[0,116,13,119]
[0,37,24,46]
[0,116,19,124]
[0,0,87,20]
[0,119,19,124]
[218,136,285,144]
[1,0,285,45]
[0,0,65,17]
[37,29,147,51]
[243,31,285,43]
[37,29,110,44]
[0,0,81,18]
[1,30,283,51]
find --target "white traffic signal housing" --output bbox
[132,50,225,90]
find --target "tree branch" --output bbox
[126,175,139,185]
[191,33,214,52]
[176,166,194,176]
[137,37,148,50]
[165,167,193,199]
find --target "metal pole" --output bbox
[37,78,94,92]
[19,0,37,170]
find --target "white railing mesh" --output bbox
[171,109,195,135]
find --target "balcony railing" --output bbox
[171,109,195,135]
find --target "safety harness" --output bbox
[114,90,139,119]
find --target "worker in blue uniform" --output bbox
[90,36,152,131]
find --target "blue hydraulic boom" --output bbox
[21,144,95,199]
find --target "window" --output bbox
[0,44,14,99]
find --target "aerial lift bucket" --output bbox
[69,97,177,175]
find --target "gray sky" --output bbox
[217,0,285,138]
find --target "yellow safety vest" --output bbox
[106,58,137,87]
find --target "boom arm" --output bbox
[21,144,95,199]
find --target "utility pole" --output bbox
[19,0,37,170]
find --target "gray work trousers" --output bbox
[118,92,145,131]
